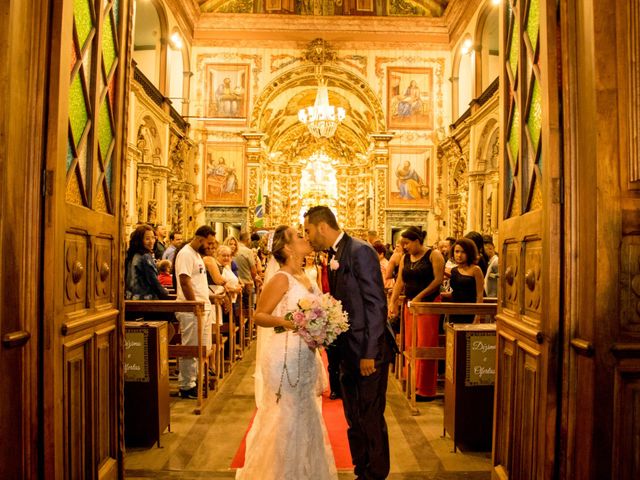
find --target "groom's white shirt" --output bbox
[331,231,345,252]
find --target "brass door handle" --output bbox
[525,269,536,291]
[2,330,31,349]
[505,266,515,286]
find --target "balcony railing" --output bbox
[133,66,189,133]
[451,77,500,130]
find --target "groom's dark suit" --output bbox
[329,233,396,480]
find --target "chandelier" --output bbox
[298,68,346,139]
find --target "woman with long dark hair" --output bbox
[125,224,169,300]
[464,231,489,276]
[389,226,444,400]
[443,237,485,323]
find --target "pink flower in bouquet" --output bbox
[282,293,350,348]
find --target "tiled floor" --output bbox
[125,347,491,479]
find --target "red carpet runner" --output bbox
[231,354,352,470]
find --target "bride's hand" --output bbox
[279,317,296,330]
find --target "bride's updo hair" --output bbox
[271,225,295,265]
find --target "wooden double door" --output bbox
[2,0,640,479]
[0,0,131,478]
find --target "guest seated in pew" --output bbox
[216,245,243,302]
[157,260,174,288]
[441,238,484,324]
[223,236,241,278]
[125,224,170,300]
[388,226,444,401]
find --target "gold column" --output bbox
[242,132,265,230]
[369,133,394,241]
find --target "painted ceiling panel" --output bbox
[199,0,449,17]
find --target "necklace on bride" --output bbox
[283,266,314,293]
[276,331,302,403]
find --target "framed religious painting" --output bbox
[205,64,250,126]
[387,67,434,130]
[203,143,246,206]
[387,146,432,209]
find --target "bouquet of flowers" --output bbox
[277,294,350,348]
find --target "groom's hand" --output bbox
[360,358,376,376]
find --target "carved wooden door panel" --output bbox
[493,1,562,479]
[42,1,131,478]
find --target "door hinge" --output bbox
[42,169,53,197]
[552,177,563,204]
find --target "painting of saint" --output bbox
[388,146,432,208]
[387,67,434,130]
[204,143,245,206]
[205,64,249,125]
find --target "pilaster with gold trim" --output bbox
[369,132,394,241]
[242,132,265,230]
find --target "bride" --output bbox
[236,225,338,480]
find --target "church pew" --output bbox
[124,300,212,415]
[405,301,498,415]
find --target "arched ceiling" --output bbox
[198,0,450,17]
[251,64,385,167]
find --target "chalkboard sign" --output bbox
[125,329,149,382]
[464,331,496,386]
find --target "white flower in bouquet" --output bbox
[280,293,350,348]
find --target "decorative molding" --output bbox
[523,239,542,321]
[625,0,640,187]
[270,54,303,73]
[193,13,449,47]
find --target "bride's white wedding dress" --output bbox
[236,271,338,480]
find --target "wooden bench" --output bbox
[405,301,498,415]
[124,300,212,415]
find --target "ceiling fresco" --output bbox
[198,0,450,17]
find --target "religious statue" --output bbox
[147,199,157,225]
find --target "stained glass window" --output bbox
[504,0,543,216]
[526,0,540,52]
[527,78,542,153]
[67,0,119,212]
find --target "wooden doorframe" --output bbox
[0,0,51,478]
[559,0,640,478]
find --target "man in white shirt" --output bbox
[174,225,216,399]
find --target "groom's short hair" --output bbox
[304,206,339,230]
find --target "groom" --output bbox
[304,206,395,480]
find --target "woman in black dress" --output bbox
[464,231,489,276]
[443,238,484,323]
[389,226,444,399]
